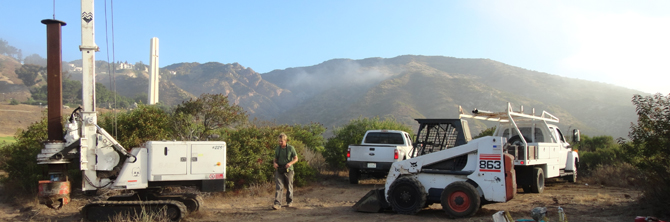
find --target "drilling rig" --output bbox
[35,1,226,221]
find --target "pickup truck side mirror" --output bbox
[572,129,580,142]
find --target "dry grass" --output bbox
[302,148,327,172]
[110,205,171,222]
[581,163,644,188]
[573,193,617,205]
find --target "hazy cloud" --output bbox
[287,60,399,94]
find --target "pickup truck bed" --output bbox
[346,130,413,184]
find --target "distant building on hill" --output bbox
[67,63,82,72]
[116,61,135,70]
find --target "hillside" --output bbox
[165,62,296,120]
[0,54,644,138]
[0,55,31,102]
[68,68,194,107]
[262,55,642,138]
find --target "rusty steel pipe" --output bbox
[41,19,66,141]
[39,19,71,210]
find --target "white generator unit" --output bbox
[114,141,226,190]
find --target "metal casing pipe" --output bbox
[41,19,67,141]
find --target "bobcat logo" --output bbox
[410,162,417,167]
[82,12,93,23]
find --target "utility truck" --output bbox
[459,103,580,193]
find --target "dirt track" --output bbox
[1,172,653,222]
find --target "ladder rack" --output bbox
[458,102,559,123]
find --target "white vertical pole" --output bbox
[79,0,100,191]
[80,0,97,114]
[149,37,159,104]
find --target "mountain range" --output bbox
[0,54,644,138]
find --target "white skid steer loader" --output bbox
[353,135,516,218]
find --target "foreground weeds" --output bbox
[581,163,644,188]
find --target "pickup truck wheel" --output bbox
[441,181,480,218]
[530,167,545,193]
[388,177,426,215]
[349,168,360,184]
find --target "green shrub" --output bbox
[293,160,317,187]
[221,123,324,189]
[0,117,48,192]
[98,104,173,149]
[9,98,19,105]
[578,146,624,174]
[323,116,413,169]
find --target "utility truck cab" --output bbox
[459,103,580,193]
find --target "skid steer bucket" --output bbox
[353,188,389,212]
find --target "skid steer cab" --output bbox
[354,136,516,218]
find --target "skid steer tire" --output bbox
[530,167,545,193]
[441,181,481,218]
[388,177,426,215]
[349,168,360,184]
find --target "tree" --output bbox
[17,49,22,63]
[172,94,248,140]
[323,117,413,169]
[62,78,82,105]
[98,105,173,149]
[623,94,670,170]
[15,64,44,86]
[474,126,496,139]
[572,135,618,152]
[134,92,147,104]
[621,93,670,212]
[23,54,47,67]
[0,39,19,59]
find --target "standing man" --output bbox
[273,133,298,210]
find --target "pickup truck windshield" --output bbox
[364,132,405,144]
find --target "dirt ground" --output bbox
[0,171,656,222]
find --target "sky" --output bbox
[1,0,669,94]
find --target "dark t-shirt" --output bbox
[275,145,297,171]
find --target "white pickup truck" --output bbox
[346,130,413,184]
